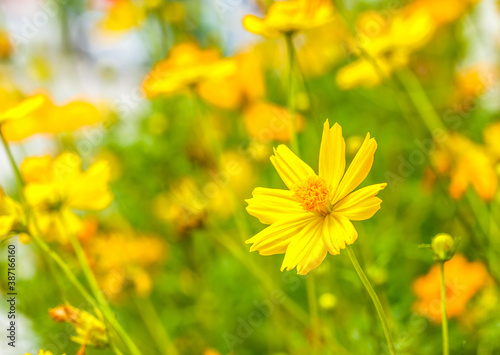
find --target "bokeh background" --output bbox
[0,0,500,354]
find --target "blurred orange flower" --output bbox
[243,0,335,38]
[450,66,495,111]
[412,254,490,323]
[143,43,237,98]
[431,133,498,201]
[0,30,12,60]
[243,101,305,142]
[197,48,265,110]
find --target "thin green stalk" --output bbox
[306,274,319,352]
[133,295,179,355]
[210,227,310,325]
[59,215,143,355]
[346,245,395,355]
[0,133,24,195]
[439,262,450,355]
[0,132,141,355]
[396,69,446,134]
[285,32,299,155]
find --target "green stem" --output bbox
[133,295,179,355]
[0,131,142,355]
[396,69,446,134]
[306,274,319,352]
[59,215,143,355]
[210,226,310,325]
[0,133,24,195]
[285,32,299,155]
[439,262,450,355]
[346,245,396,355]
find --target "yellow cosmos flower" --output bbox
[143,42,237,98]
[246,120,386,274]
[21,152,113,241]
[243,0,335,38]
[0,186,25,240]
[0,94,101,142]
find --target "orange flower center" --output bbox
[293,176,330,214]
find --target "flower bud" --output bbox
[431,233,456,261]
[49,305,109,348]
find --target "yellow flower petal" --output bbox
[322,214,358,255]
[0,215,16,236]
[67,161,113,211]
[333,133,377,203]
[0,94,47,123]
[246,187,304,225]
[270,145,315,189]
[246,213,317,256]
[319,119,345,189]
[333,183,387,221]
[280,217,327,275]
[243,15,280,38]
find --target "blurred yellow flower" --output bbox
[0,186,25,240]
[412,254,490,323]
[100,0,145,32]
[484,121,500,159]
[246,120,386,274]
[1,94,101,142]
[49,304,109,348]
[90,232,166,297]
[243,101,305,142]
[337,11,435,89]
[153,178,206,233]
[405,0,480,26]
[0,94,47,124]
[294,22,348,78]
[143,42,237,98]
[21,152,113,241]
[243,0,335,38]
[431,133,498,201]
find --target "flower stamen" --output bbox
[293,176,330,214]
